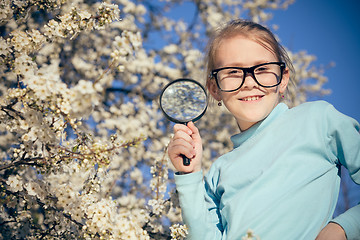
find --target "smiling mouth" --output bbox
[240,96,263,101]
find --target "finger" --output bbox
[174,123,193,135]
[169,138,196,158]
[172,130,195,144]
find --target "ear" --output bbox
[279,67,290,94]
[207,78,222,101]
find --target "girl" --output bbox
[168,20,360,239]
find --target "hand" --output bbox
[316,222,347,240]
[167,122,202,174]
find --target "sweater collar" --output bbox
[230,103,289,149]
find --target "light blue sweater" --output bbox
[174,101,360,240]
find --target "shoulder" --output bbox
[291,100,332,113]
[288,100,335,120]
[290,100,359,129]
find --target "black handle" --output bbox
[181,154,191,166]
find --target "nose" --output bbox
[242,71,258,89]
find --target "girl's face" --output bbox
[209,35,289,131]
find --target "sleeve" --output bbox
[174,170,223,239]
[324,103,360,240]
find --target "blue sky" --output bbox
[269,0,360,122]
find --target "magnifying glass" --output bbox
[160,78,208,166]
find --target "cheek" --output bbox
[221,92,238,102]
[267,86,280,95]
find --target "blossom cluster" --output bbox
[0,0,68,22]
[170,223,188,240]
[241,229,260,240]
[286,50,330,105]
[43,3,120,39]
[149,149,169,215]
[243,0,295,22]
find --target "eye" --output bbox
[225,68,242,75]
[218,68,243,81]
[255,66,269,72]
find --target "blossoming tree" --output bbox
[0,0,331,239]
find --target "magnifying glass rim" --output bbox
[159,78,208,124]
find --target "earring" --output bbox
[218,101,222,106]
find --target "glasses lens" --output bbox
[254,63,282,87]
[217,68,244,91]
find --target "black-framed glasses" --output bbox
[211,62,286,92]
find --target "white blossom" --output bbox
[6,175,23,192]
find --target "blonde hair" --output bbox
[205,19,294,98]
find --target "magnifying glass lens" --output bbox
[160,79,208,166]
[160,79,207,124]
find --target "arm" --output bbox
[319,104,360,240]
[175,171,223,239]
[168,122,223,239]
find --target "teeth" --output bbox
[243,96,260,101]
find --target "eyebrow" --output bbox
[216,60,276,68]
